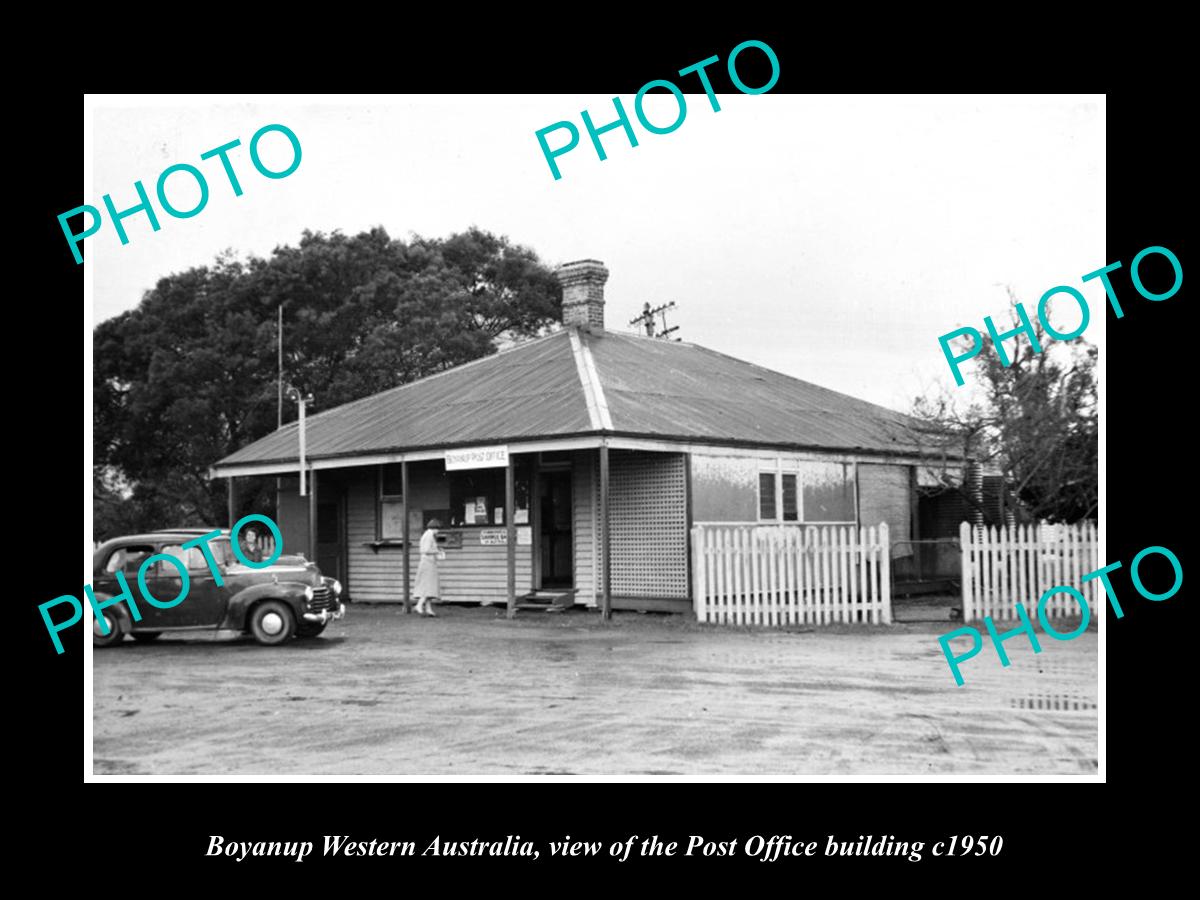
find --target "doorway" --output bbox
[316,491,345,583]
[538,469,573,588]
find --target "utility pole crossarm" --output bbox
[628,301,680,340]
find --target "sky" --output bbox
[87,94,1105,412]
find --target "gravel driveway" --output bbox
[92,604,1097,776]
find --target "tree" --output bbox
[93,227,561,539]
[906,295,1098,524]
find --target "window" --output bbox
[758,462,857,523]
[447,461,531,527]
[379,464,405,540]
[160,544,210,573]
[209,538,234,567]
[105,544,154,575]
[382,464,404,497]
[758,472,777,520]
[781,473,799,521]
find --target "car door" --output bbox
[100,543,163,627]
[156,543,225,628]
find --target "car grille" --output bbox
[308,585,334,612]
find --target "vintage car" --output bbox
[90,529,344,647]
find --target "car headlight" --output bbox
[304,586,315,602]
[330,579,342,596]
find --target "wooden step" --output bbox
[514,589,577,611]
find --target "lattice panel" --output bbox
[601,451,689,598]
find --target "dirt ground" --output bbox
[92,604,1098,776]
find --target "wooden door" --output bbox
[538,469,573,588]
[316,492,344,582]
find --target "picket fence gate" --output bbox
[960,521,1098,622]
[691,524,892,626]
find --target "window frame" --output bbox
[445,462,531,528]
[104,543,156,575]
[757,457,858,525]
[159,542,218,575]
[758,470,778,521]
[377,464,406,541]
[781,472,800,522]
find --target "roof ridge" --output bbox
[572,329,614,430]
[285,329,570,428]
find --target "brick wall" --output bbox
[858,463,914,548]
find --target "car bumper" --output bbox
[302,602,345,624]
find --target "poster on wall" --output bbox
[479,527,532,546]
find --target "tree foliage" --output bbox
[907,296,1098,524]
[94,227,561,539]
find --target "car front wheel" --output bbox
[249,600,296,646]
[93,612,124,647]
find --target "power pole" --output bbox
[285,385,313,495]
[277,303,284,430]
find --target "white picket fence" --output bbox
[691,524,892,626]
[960,521,1098,621]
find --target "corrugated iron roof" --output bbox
[214,327,929,470]
[217,331,591,467]
[586,331,921,453]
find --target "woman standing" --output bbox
[413,518,442,617]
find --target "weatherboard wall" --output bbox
[572,451,598,607]
[342,465,533,605]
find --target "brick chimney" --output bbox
[556,259,609,332]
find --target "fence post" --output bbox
[849,524,860,624]
[879,523,892,624]
[715,528,723,624]
[999,523,1009,617]
[733,528,744,626]
[960,521,972,622]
